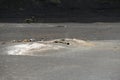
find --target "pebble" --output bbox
[1,42,6,45]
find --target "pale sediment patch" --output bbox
[7,42,65,56]
[5,39,120,56]
[6,39,94,56]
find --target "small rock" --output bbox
[1,42,6,45]
[66,43,70,45]
[54,41,59,43]
[24,18,33,23]
[23,39,30,42]
[30,38,36,42]
[40,38,45,41]
[60,39,65,41]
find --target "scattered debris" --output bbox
[54,39,70,45]
[11,38,36,43]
